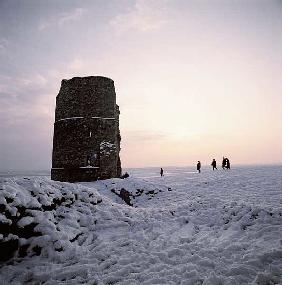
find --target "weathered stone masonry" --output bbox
[51,76,121,182]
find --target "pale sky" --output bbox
[0,0,282,171]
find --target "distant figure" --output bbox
[160,168,164,177]
[211,159,217,170]
[197,161,201,173]
[226,158,230,170]
[222,157,226,169]
[121,172,129,179]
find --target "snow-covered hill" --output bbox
[0,165,282,284]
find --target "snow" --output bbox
[57,117,84,122]
[100,141,117,156]
[92,117,116,120]
[17,216,34,228]
[79,166,99,169]
[0,165,282,284]
[56,117,115,122]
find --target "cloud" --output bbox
[0,73,54,127]
[58,8,87,27]
[0,70,59,170]
[0,74,48,99]
[124,130,167,142]
[68,58,84,71]
[110,0,170,35]
[38,8,87,31]
[0,38,9,54]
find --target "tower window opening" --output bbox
[89,130,92,138]
[87,156,91,166]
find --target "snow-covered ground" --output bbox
[0,165,282,285]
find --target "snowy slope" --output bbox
[0,165,282,285]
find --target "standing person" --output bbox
[211,159,217,170]
[160,168,164,177]
[226,158,230,169]
[222,157,226,169]
[197,161,201,173]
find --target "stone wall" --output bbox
[55,76,116,120]
[51,76,121,182]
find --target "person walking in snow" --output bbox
[222,157,226,169]
[160,168,164,177]
[197,161,201,173]
[226,158,230,170]
[211,159,217,170]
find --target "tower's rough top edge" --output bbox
[62,76,114,84]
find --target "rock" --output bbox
[0,238,19,262]
[120,188,132,206]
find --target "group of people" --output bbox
[160,157,231,176]
[197,157,231,173]
[221,157,231,170]
[123,159,231,178]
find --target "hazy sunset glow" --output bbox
[0,0,281,170]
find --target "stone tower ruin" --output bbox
[51,76,121,182]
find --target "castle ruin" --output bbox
[51,76,121,182]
